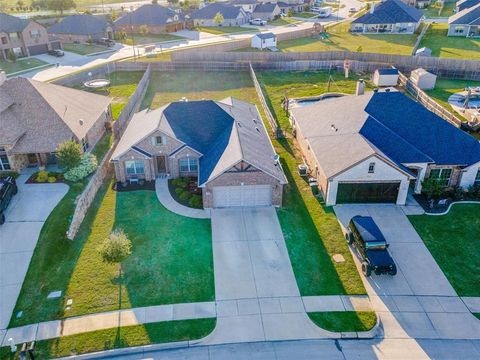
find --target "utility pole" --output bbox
[129,14,136,61]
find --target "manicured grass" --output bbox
[408,204,480,297]
[0,58,50,74]
[256,70,373,129]
[275,139,366,295]
[121,33,184,45]
[91,132,113,162]
[0,319,215,359]
[308,311,377,332]
[277,22,416,55]
[195,26,257,35]
[142,71,261,110]
[11,179,213,326]
[79,71,143,120]
[419,23,480,59]
[475,313,480,320]
[63,43,110,55]
[294,12,318,18]
[425,78,480,120]
[268,17,302,26]
[423,1,456,18]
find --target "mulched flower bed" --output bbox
[414,191,480,213]
[113,180,156,192]
[168,177,203,209]
[26,171,66,184]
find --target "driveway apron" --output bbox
[202,207,332,344]
[0,176,68,329]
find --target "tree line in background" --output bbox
[2,0,76,13]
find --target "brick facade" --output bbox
[0,21,54,60]
[424,164,463,188]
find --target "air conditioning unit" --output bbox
[298,164,308,176]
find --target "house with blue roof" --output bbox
[290,89,480,206]
[48,14,113,44]
[111,98,287,208]
[191,3,249,26]
[351,0,423,34]
[448,2,480,37]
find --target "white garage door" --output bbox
[213,185,272,208]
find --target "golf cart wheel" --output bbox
[389,266,397,276]
[0,213,4,225]
[13,186,18,195]
[361,261,371,277]
[345,231,353,245]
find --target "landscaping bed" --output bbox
[168,177,203,209]
[1,319,215,359]
[408,203,480,296]
[308,311,377,332]
[113,180,156,192]
[26,171,65,184]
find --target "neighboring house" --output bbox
[114,4,185,34]
[111,98,287,208]
[0,12,61,60]
[401,0,431,9]
[48,14,114,44]
[192,3,249,26]
[277,0,309,14]
[230,0,258,13]
[0,74,112,172]
[351,0,423,34]
[290,89,480,206]
[456,0,480,13]
[252,3,281,20]
[251,32,277,49]
[448,3,480,37]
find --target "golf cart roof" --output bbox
[351,215,386,243]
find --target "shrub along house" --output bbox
[111,98,287,208]
[48,14,114,44]
[114,4,186,34]
[290,88,480,206]
[0,12,61,60]
[351,0,423,34]
[0,74,112,172]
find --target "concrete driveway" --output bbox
[0,175,68,329]
[334,204,480,340]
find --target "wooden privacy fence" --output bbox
[66,65,152,240]
[398,72,463,128]
[249,63,281,138]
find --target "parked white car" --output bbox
[317,6,332,17]
[250,18,267,26]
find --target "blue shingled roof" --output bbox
[255,32,276,40]
[377,68,399,75]
[456,0,480,12]
[362,92,480,166]
[192,3,243,19]
[114,4,180,26]
[0,12,30,32]
[352,0,423,24]
[49,14,108,35]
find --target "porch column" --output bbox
[414,166,428,194]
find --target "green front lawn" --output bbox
[256,71,373,129]
[294,12,318,18]
[408,204,480,296]
[63,43,110,55]
[91,132,113,162]
[0,58,50,74]
[268,18,302,26]
[277,22,416,55]
[1,319,215,359]
[419,23,480,59]
[11,179,214,326]
[425,78,480,120]
[423,1,456,18]
[308,311,377,332]
[121,33,185,45]
[195,26,257,35]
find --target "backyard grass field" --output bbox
[0,58,50,74]
[121,33,185,46]
[422,1,456,18]
[11,179,214,326]
[419,23,480,59]
[63,43,109,55]
[0,319,215,359]
[308,311,377,332]
[408,204,480,297]
[277,22,416,55]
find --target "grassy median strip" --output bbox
[408,204,480,297]
[0,319,215,359]
[308,311,377,332]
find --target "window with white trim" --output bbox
[0,147,11,171]
[30,29,40,39]
[368,162,375,173]
[154,135,165,145]
[125,160,145,175]
[429,168,452,187]
[474,169,480,186]
[179,158,198,172]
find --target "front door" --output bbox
[156,156,166,174]
[27,153,38,167]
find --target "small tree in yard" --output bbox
[99,229,132,277]
[287,8,293,17]
[213,11,224,25]
[7,49,17,63]
[421,177,443,199]
[56,140,82,170]
[139,24,149,35]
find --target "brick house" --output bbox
[0,12,62,60]
[48,14,114,44]
[114,4,185,34]
[290,89,480,206]
[191,3,249,26]
[0,74,112,172]
[111,98,287,208]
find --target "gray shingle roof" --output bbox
[114,4,181,26]
[192,3,243,20]
[352,0,423,24]
[253,3,278,13]
[449,3,480,24]
[0,12,30,32]
[230,0,257,4]
[0,78,111,153]
[255,32,276,39]
[49,14,109,35]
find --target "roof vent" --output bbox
[373,88,379,93]
[385,88,391,92]
[252,118,257,123]
[79,118,84,126]
[331,124,338,132]
[255,127,260,132]
[180,97,188,102]
[237,122,242,127]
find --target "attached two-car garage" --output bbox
[212,185,272,208]
[336,182,401,204]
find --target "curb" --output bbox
[424,200,480,216]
